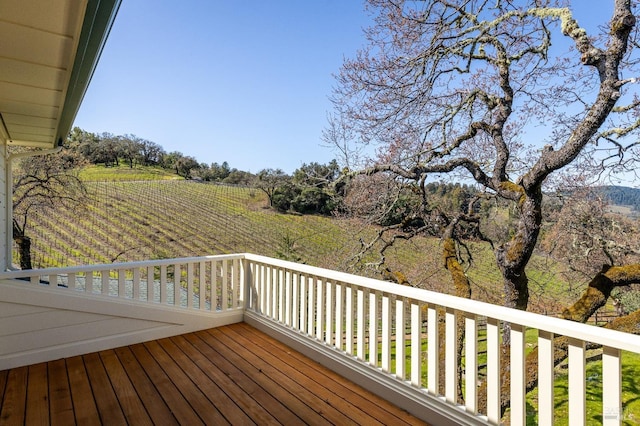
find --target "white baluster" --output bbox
[117,269,125,298]
[486,317,501,424]
[445,308,457,404]
[369,291,378,367]
[198,261,206,309]
[147,266,154,302]
[538,330,554,425]
[67,272,77,290]
[173,264,181,307]
[101,270,109,295]
[325,279,333,345]
[357,288,365,361]
[133,268,140,300]
[396,298,405,380]
[510,323,526,426]
[307,275,315,336]
[382,294,391,373]
[345,285,354,355]
[299,274,307,334]
[410,302,421,387]
[292,272,299,330]
[316,276,324,340]
[427,306,439,395]
[160,264,167,304]
[568,337,586,426]
[602,346,621,426]
[186,263,194,308]
[465,313,478,414]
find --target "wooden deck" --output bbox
[0,322,427,425]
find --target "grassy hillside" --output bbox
[21,166,581,312]
[27,181,351,266]
[80,164,184,181]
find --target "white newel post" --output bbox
[242,258,252,312]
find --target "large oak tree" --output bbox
[331,0,640,413]
[13,149,87,269]
[332,0,640,312]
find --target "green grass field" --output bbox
[369,324,640,424]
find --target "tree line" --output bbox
[598,185,640,211]
[66,128,505,222]
[67,127,254,184]
[67,127,350,216]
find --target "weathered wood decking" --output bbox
[0,322,427,425]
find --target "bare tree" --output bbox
[544,189,640,282]
[13,149,87,269]
[255,168,290,207]
[321,112,365,170]
[331,0,640,415]
[332,0,640,312]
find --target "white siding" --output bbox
[0,280,243,370]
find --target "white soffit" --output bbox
[0,0,120,148]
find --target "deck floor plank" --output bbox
[99,349,154,425]
[142,340,230,425]
[25,363,49,425]
[202,327,333,425]
[0,366,27,425]
[213,326,367,425]
[181,331,305,425]
[127,342,205,425]
[231,322,423,425]
[82,352,127,425]
[230,324,384,423]
[156,336,255,425]
[48,359,75,426]
[234,322,425,425]
[0,323,427,425]
[112,346,179,426]
[65,355,101,425]
[169,334,280,425]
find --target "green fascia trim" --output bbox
[55,0,122,147]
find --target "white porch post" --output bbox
[1,143,7,271]
[2,147,63,271]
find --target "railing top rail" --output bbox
[3,252,639,353]
[243,253,640,353]
[0,253,245,279]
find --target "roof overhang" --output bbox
[0,0,121,149]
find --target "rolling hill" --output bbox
[20,167,582,313]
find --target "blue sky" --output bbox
[74,1,611,176]
[74,1,371,173]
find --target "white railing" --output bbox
[242,253,640,426]
[0,254,245,313]
[3,252,640,425]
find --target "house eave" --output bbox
[54,0,122,148]
[0,0,122,149]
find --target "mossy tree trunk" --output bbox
[439,219,472,402]
[494,189,543,314]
